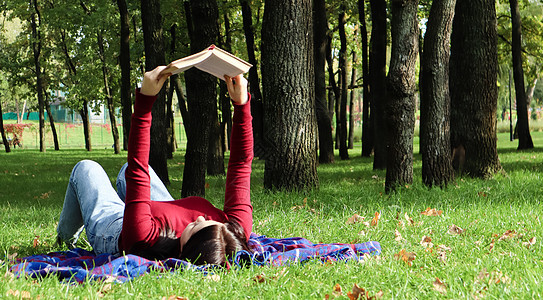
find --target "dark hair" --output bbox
[130,227,180,261]
[179,221,250,266]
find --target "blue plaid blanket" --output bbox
[9,234,381,283]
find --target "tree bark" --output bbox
[338,9,349,160]
[44,91,60,150]
[219,9,232,152]
[240,0,265,158]
[369,0,387,169]
[97,30,121,154]
[359,0,373,157]
[0,98,11,153]
[182,0,220,197]
[420,0,456,188]
[510,0,533,150]
[117,0,131,151]
[385,0,419,193]
[348,32,358,150]
[141,0,169,185]
[313,0,334,164]
[80,101,92,151]
[450,0,501,178]
[261,0,318,191]
[31,0,45,152]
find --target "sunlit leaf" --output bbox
[421,207,443,216]
[497,230,517,241]
[394,249,416,267]
[371,212,380,227]
[433,277,447,294]
[346,214,365,225]
[420,236,433,248]
[394,229,403,242]
[523,237,536,248]
[448,224,465,235]
[33,236,40,248]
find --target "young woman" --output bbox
[56,67,253,265]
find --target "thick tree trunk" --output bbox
[385,0,419,193]
[141,0,169,185]
[359,0,373,157]
[117,0,131,151]
[44,92,60,150]
[420,0,456,188]
[31,0,45,152]
[450,0,501,178]
[370,0,387,170]
[98,31,121,154]
[338,9,349,160]
[313,0,334,164]
[261,0,318,191]
[240,0,265,158]
[80,102,92,151]
[510,0,533,150]
[0,99,11,153]
[182,0,219,197]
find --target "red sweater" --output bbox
[118,90,253,254]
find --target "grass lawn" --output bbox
[1,131,542,299]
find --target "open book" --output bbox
[161,45,252,80]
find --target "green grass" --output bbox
[1,132,543,299]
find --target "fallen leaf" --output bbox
[347,283,365,300]
[33,236,40,248]
[333,283,343,296]
[498,230,517,241]
[421,207,443,216]
[433,278,447,294]
[371,212,380,227]
[7,290,31,299]
[253,274,265,283]
[375,290,384,298]
[394,229,403,242]
[394,249,416,267]
[206,274,220,282]
[420,236,433,248]
[7,253,17,261]
[523,237,536,248]
[163,296,188,300]
[448,224,465,235]
[346,214,365,225]
[489,239,495,252]
[404,213,415,226]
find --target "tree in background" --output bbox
[369,0,387,170]
[450,0,501,178]
[261,0,318,191]
[385,0,419,193]
[117,0,132,151]
[359,0,373,158]
[182,0,220,197]
[337,6,349,160]
[420,0,456,188]
[510,0,533,150]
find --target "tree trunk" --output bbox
[359,0,373,157]
[166,24,178,159]
[44,91,60,150]
[338,9,349,160]
[450,0,501,178]
[420,0,456,188]
[510,0,533,150]
[31,0,45,153]
[141,0,169,185]
[118,0,131,151]
[385,0,419,193]
[240,0,265,158]
[261,0,318,191]
[313,0,334,164]
[80,101,92,151]
[97,30,121,154]
[370,0,388,170]
[182,0,219,197]
[348,32,358,150]
[173,75,190,138]
[219,9,233,151]
[0,98,11,153]
[326,33,340,122]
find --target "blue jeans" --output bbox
[56,160,174,256]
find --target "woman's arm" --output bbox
[121,67,170,251]
[223,75,254,240]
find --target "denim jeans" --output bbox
[56,160,174,256]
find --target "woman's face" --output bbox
[179,216,224,252]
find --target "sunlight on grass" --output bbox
[1,132,543,298]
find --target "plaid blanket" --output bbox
[9,234,381,283]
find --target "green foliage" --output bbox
[1,132,543,298]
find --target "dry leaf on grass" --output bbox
[346,214,365,225]
[448,224,465,235]
[253,274,266,283]
[163,296,188,300]
[477,269,511,285]
[333,283,343,296]
[394,229,403,242]
[497,230,517,241]
[421,207,443,216]
[371,212,380,227]
[523,237,536,248]
[205,274,220,282]
[433,278,447,294]
[33,236,40,248]
[420,236,433,248]
[7,290,32,299]
[394,249,416,267]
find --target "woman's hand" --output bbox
[224,74,248,105]
[140,66,171,96]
